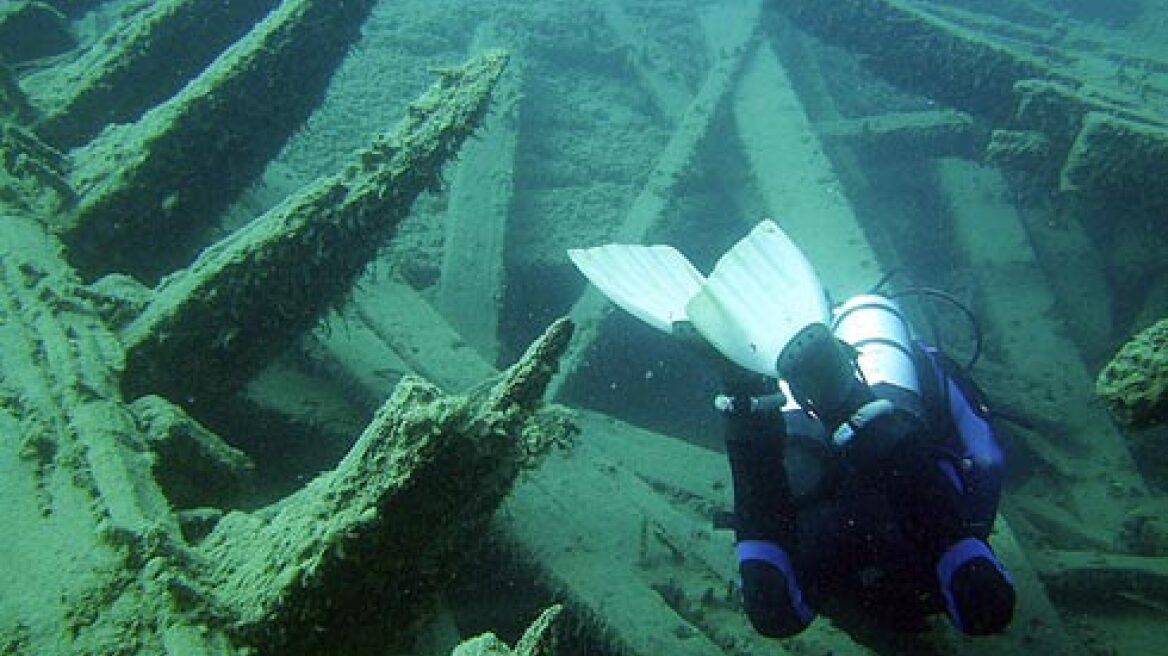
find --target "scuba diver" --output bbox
[568,220,1016,638]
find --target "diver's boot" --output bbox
[736,540,815,638]
[937,538,1016,635]
[874,431,1017,636]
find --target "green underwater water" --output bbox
[2,0,1168,654]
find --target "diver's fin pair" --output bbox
[567,220,829,377]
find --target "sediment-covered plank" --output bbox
[815,109,982,160]
[435,27,522,363]
[24,0,278,148]
[199,318,573,656]
[937,158,1148,546]
[0,215,237,655]
[771,0,1063,122]
[1060,111,1168,212]
[119,51,509,406]
[63,0,377,282]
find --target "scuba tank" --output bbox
[831,294,919,400]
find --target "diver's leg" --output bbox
[776,321,1013,634]
[848,410,1016,635]
[721,379,815,638]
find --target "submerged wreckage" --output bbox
[2,0,1167,655]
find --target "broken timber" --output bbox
[772,0,1168,211]
[119,51,509,407]
[815,109,982,160]
[22,0,279,149]
[295,258,1071,655]
[0,205,573,655]
[199,318,574,656]
[0,214,235,654]
[62,0,378,283]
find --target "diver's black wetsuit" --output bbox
[722,344,1016,637]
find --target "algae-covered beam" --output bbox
[453,605,565,656]
[1034,550,1168,610]
[198,318,573,656]
[24,0,279,148]
[1060,111,1168,212]
[62,0,377,283]
[120,51,509,407]
[815,109,983,160]
[1096,317,1168,428]
[0,215,236,654]
[771,0,1063,122]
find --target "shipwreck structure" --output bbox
[2,0,1167,655]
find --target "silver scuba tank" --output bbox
[831,294,919,395]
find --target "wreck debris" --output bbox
[1097,318,1168,428]
[771,0,1168,212]
[939,158,1147,544]
[1035,549,1168,611]
[0,198,571,654]
[22,0,278,149]
[0,213,233,654]
[435,26,522,363]
[129,394,254,510]
[1,123,73,214]
[985,129,1054,177]
[199,318,574,656]
[1060,111,1168,211]
[452,605,565,656]
[816,109,982,160]
[119,50,510,407]
[773,0,1062,122]
[62,0,378,282]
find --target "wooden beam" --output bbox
[119,52,508,406]
[936,158,1148,545]
[22,0,278,148]
[62,0,377,282]
[435,24,523,363]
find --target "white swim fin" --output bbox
[567,243,705,334]
[686,220,830,376]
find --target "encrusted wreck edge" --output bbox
[1097,317,1168,428]
[119,50,510,408]
[198,318,574,656]
[451,605,565,656]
